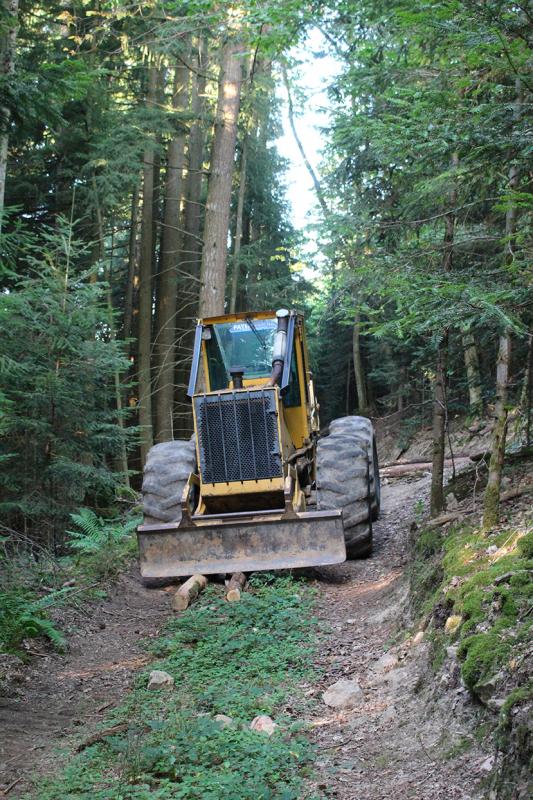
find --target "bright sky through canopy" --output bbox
[276,29,341,239]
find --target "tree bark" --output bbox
[430,151,458,516]
[462,332,483,413]
[137,65,158,466]
[172,574,208,611]
[0,0,19,226]
[353,311,368,413]
[483,80,522,528]
[173,38,207,437]
[124,183,140,343]
[483,333,511,528]
[154,54,190,443]
[229,137,247,313]
[199,38,244,317]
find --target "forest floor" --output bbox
[0,467,492,799]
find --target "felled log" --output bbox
[426,482,532,528]
[381,457,470,478]
[172,574,208,612]
[225,572,247,603]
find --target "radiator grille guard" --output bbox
[194,389,283,484]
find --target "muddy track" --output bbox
[0,475,488,798]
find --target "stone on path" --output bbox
[373,652,399,673]
[214,714,234,728]
[322,679,363,709]
[147,669,174,690]
[250,714,277,736]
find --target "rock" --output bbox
[444,615,463,634]
[446,493,459,510]
[214,714,234,728]
[446,645,459,659]
[486,544,498,555]
[147,669,174,690]
[322,679,363,709]
[250,715,277,736]
[373,652,399,673]
[380,705,398,724]
[475,671,505,705]
[479,755,495,772]
[412,631,424,645]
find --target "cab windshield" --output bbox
[206,317,277,389]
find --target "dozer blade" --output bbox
[137,509,346,578]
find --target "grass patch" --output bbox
[25,575,319,799]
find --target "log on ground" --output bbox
[172,574,208,611]
[225,572,247,602]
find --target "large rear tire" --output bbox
[317,416,380,558]
[142,439,197,525]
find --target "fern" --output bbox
[0,590,65,653]
[66,507,139,578]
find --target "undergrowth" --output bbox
[0,508,139,656]
[26,575,319,800]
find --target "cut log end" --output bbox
[172,574,208,612]
[225,572,247,603]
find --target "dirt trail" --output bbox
[306,475,486,799]
[0,573,172,795]
[1,475,488,798]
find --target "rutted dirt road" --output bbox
[1,474,488,798]
[306,474,487,799]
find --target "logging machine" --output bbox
[137,309,380,578]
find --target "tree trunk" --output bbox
[483,80,522,528]
[430,151,458,516]
[154,54,190,443]
[199,38,244,317]
[430,341,448,516]
[462,332,482,413]
[0,0,19,226]
[483,333,511,528]
[137,65,158,466]
[229,137,247,313]
[353,311,368,413]
[174,37,207,437]
[124,183,140,343]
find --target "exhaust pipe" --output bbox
[269,309,289,386]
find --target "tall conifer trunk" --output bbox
[353,311,368,413]
[0,0,19,226]
[229,137,247,313]
[154,53,190,443]
[174,38,207,436]
[199,38,244,317]
[430,152,458,516]
[483,80,522,528]
[137,66,158,465]
[462,332,482,413]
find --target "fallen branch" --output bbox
[1,778,22,796]
[381,457,470,478]
[172,574,208,612]
[75,723,129,753]
[426,482,532,528]
[225,572,247,602]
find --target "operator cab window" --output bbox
[205,318,277,389]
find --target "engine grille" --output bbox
[194,389,282,484]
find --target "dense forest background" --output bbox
[0,0,531,551]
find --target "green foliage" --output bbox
[28,576,318,799]
[66,508,139,580]
[0,587,66,654]
[0,218,131,548]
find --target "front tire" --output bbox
[317,416,379,558]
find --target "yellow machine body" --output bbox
[137,310,346,577]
